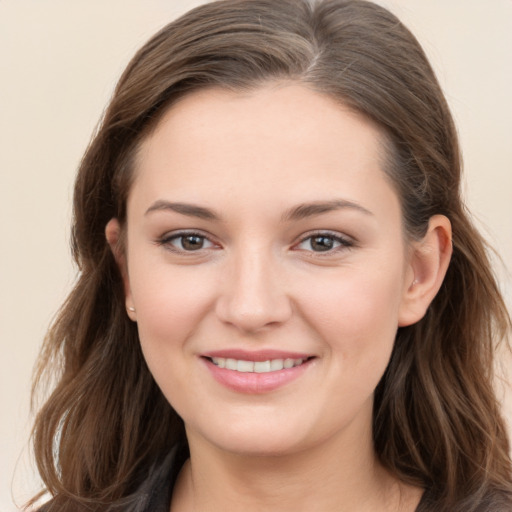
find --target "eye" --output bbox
[158,232,216,252]
[295,232,353,253]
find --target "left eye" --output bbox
[296,234,352,252]
[165,233,214,251]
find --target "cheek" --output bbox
[297,264,404,365]
[127,263,220,415]
[128,259,217,357]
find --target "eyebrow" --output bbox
[282,199,373,222]
[144,198,373,222]
[145,200,220,220]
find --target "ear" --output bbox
[105,218,136,321]
[398,215,452,327]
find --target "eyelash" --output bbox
[294,231,354,255]
[155,230,354,255]
[156,230,217,253]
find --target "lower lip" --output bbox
[203,358,313,394]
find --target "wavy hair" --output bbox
[30,1,512,510]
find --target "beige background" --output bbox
[1,1,511,510]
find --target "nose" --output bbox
[215,248,293,333]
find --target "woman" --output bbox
[30,0,512,511]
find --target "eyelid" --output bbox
[154,228,354,255]
[292,230,355,253]
[156,229,221,252]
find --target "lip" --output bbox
[202,349,313,362]
[201,350,315,394]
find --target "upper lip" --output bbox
[201,349,315,362]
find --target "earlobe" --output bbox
[105,218,137,321]
[398,215,452,327]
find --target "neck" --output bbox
[171,415,422,512]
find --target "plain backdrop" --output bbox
[1,1,511,510]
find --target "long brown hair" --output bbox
[30,1,512,510]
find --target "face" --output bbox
[117,84,417,457]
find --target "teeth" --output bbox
[270,359,284,371]
[225,358,237,370]
[254,361,271,373]
[212,357,225,368]
[237,360,254,372]
[210,357,307,373]
[283,358,294,369]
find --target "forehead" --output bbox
[140,83,384,161]
[129,83,398,220]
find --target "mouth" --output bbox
[206,356,313,373]
[201,352,316,394]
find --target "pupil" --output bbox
[311,236,333,251]
[182,235,203,250]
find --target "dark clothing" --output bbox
[123,444,188,512]
[123,445,439,512]
[39,445,512,511]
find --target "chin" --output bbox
[187,419,314,458]
[219,437,304,458]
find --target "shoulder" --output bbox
[35,443,189,512]
[476,489,512,512]
[416,487,512,512]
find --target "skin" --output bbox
[106,83,452,511]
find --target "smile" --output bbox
[210,357,306,373]
[202,353,315,394]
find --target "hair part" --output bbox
[31,1,512,510]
